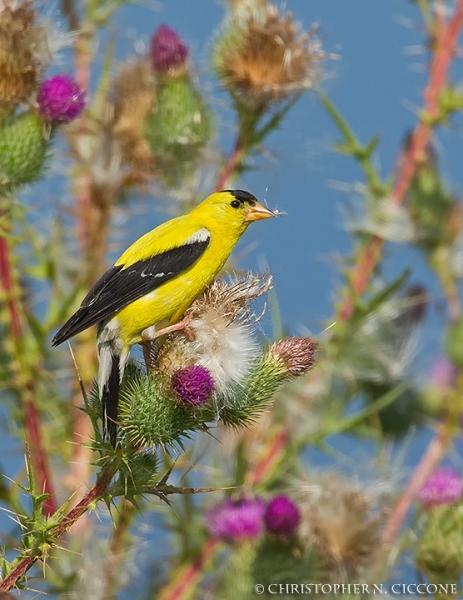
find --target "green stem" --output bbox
[0,461,118,591]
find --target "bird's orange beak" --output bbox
[244,202,275,222]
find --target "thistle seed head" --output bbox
[0,1,43,111]
[215,4,326,108]
[112,59,157,172]
[298,474,387,579]
[267,336,318,376]
[156,273,272,394]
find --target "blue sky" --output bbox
[103,10,463,523]
[110,0,459,360]
[3,1,463,593]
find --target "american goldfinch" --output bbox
[52,190,274,446]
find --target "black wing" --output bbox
[52,236,210,346]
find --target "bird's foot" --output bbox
[141,315,195,371]
[141,313,195,342]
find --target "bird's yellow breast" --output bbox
[115,230,238,346]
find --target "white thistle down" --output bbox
[155,273,272,395]
[344,196,417,244]
[340,289,426,384]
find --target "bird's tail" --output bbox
[98,333,129,447]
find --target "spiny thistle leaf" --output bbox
[111,452,160,499]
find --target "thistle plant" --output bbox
[107,273,318,450]
[2,0,463,598]
[416,469,463,586]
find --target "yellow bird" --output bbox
[52,190,275,445]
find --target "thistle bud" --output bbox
[264,495,300,536]
[416,502,463,584]
[150,24,189,74]
[207,497,266,543]
[422,358,457,417]
[405,137,457,249]
[267,337,318,376]
[117,369,198,449]
[0,111,49,190]
[171,365,215,407]
[36,75,85,122]
[143,76,212,184]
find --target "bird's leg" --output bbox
[141,313,195,342]
[141,315,194,371]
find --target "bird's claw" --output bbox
[141,314,195,371]
[141,313,195,341]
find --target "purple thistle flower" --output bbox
[207,497,266,543]
[264,495,300,535]
[37,75,85,122]
[150,24,189,72]
[429,358,456,392]
[171,365,214,406]
[419,467,463,508]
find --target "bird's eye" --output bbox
[230,200,241,209]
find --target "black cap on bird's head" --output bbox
[227,189,259,205]
[194,189,275,225]
[224,189,275,221]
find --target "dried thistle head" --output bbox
[227,0,267,13]
[0,1,46,112]
[67,106,132,208]
[155,273,272,393]
[188,272,272,324]
[445,202,463,244]
[112,59,157,173]
[215,3,325,108]
[267,337,318,376]
[298,474,387,581]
